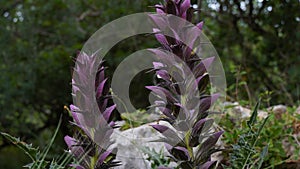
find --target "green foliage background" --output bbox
[0,0,299,168]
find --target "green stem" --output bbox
[37,115,62,169]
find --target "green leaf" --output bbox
[139,146,170,168]
[257,145,268,169]
[257,116,270,136]
[0,132,38,161]
[247,100,260,129]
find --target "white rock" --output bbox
[232,106,251,118]
[266,105,287,119]
[267,105,287,113]
[110,120,224,168]
[258,110,268,119]
[111,121,171,169]
[230,104,268,119]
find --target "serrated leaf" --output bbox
[140,146,167,167]
[0,132,38,161]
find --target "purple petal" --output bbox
[199,93,220,112]
[151,124,181,144]
[148,49,174,62]
[156,70,171,81]
[146,86,176,102]
[197,21,204,30]
[180,0,191,15]
[191,119,214,143]
[173,146,190,160]
[196,73,207,84]
[198,131,223,156]
[149,14,167,30]
[153,61,164,69]
[155,5,165,14]
[193,57,215,77]
[70,104,80,113]
[72,80,80,94]
[183,46,192,58]
[153,28,169,46]
[174,103,189,119]
[193,118,208,134]
[98,66,105,80]
[96,78,107,99]
[201,57,215,70]
[151,124,169,133]
[97,150,112,165]
[109,121,116,127]
[158,107,176,120]
[71,112,83,126]
[103,104,116,121]
[64,135,76,148]
[64,135,85,158]
[165,143,173,152]
[169,27,182,44]
[70,105,85,127]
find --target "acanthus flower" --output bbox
[65,52,120,169]
[147,0,223,168]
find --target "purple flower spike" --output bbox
[148,0,224,168]
[65,52,120,168]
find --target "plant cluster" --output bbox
[224,101,269,169]
[220,103,300,168]
[3,0,299,169]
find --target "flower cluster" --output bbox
[64,52,120,169]
[147,0,223,168]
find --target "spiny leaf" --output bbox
[0,132,38,161]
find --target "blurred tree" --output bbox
[199,0,300,105]
[0,0,160,168]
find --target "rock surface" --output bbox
[267,104,287,119]
[229,104,268,119]
[111,121,223,168]
[111,121,171,169]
